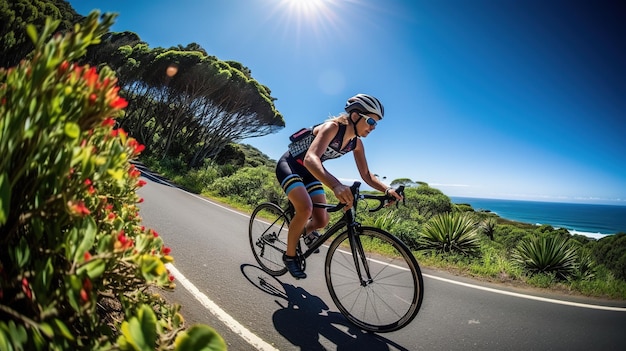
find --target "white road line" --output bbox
[423,273,626,312]
[166,264,279,351]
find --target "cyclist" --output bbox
[275,93,403,278]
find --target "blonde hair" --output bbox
[326,112,350,125]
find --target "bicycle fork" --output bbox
[348,226,373,286]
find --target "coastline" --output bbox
[451,197,625,240]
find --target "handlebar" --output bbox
[321,182,405,213]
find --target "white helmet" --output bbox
[344,94,384,119]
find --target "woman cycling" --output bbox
[275,93,403,279]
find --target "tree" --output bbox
[0,0,83,67]
[390,178,415,187]
[82,38,285,167]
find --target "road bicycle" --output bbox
[248,182,424,333]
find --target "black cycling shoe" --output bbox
[283,254,306,279]
[304,231,320,254]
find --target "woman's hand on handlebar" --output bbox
[385,187,404,207]
[332,183,353,209]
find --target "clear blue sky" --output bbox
[68,0,626,205]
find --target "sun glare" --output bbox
[268,0,344,45]
[282,0,329,16]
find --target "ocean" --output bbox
[450,197,626,239]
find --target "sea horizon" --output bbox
[451,196,626,239]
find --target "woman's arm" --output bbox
[303,122,354,205]
[353,139,403,201]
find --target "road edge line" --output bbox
[166,263,279,351]
[423,273,626,312]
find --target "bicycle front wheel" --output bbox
[249,202,289,276]
[325,227,424,333]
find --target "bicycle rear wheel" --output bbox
[249,202,289,276]
[325,227,424,333]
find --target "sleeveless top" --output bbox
[288,123,357,162]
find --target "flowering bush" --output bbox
[0,12,224,350]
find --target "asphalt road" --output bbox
[137,174,626,351]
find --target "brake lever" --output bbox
[385,185,405,208]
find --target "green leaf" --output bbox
[64,122,80,139]
[39,323,54,338]
[53,319,75,341]
[174,325,227,351]
[0,327,12,351]
[10,237,31,269]
[0,172,10,225]
[73,217,97,263]
[26,24,38,44]
[77,258,105,279]
[118,305,157,351]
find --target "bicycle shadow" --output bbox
[241,264,410,351]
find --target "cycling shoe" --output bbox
[283,254,306,279]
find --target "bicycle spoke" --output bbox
[325,227,423,332]
[249,203,289,276]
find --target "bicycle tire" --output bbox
[249,202,289,276]
[325,226,424,332]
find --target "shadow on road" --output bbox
[241,264,410,351]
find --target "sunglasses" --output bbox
[359,113,378,126]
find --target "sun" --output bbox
[269,0,343,41]
[281,0,331,17]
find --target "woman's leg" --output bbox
[286,186,312,257]
[305,193,329,233]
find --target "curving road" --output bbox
[137,174,626,351]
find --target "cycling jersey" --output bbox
[277,122,357,196]
[289,123,357,162]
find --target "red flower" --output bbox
[58,60,69,74]
[137,180,147,187]
[84,252,92,261]
[128,139,145,155]
[89,93,97,105]
[102,117,115,127]
[22,278,32,299]
[129,168,141,178]
[162,247,171,255]
[69,201,90,216]
[80,288,89,303]
[84,66,98,87]
[110,96,128,109]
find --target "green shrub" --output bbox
[512,235,577,280]
[209,166,282,207]
[419,212,481,257]
[0,12,224,350]
[590,233,626,281]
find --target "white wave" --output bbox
[569,230,610,240]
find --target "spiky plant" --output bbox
[512,235,578,280]
[419,212,480,256]
[480,218,497,240]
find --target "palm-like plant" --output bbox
[419,212,480,256]
[480,218,497,240]
[364,211,401,232]
[512,235,578,280]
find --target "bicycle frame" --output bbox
[287,182,402,284]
